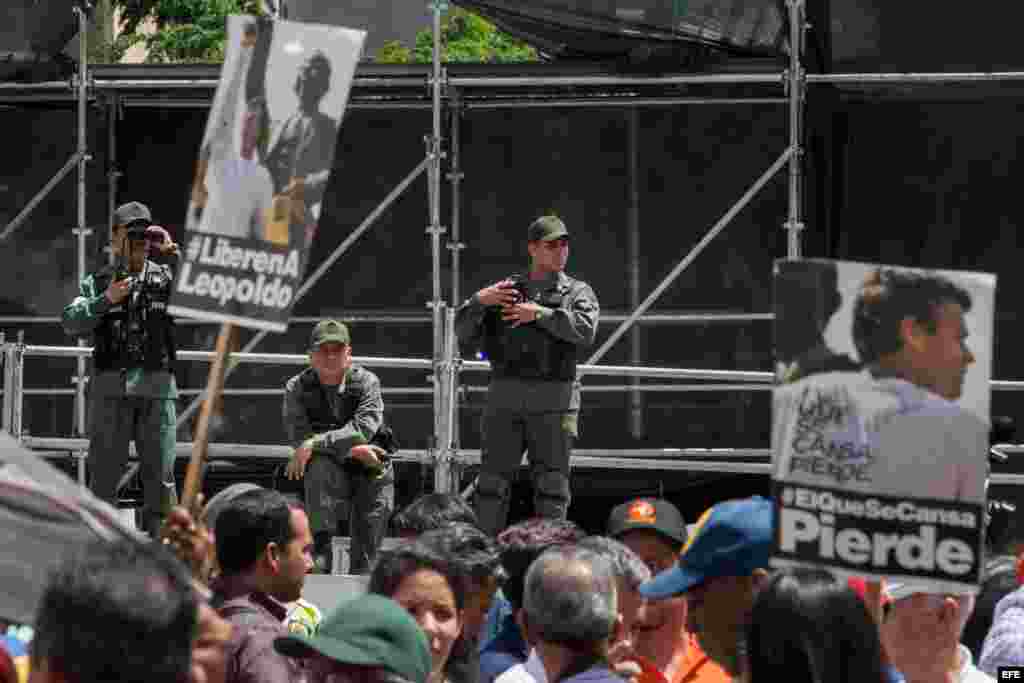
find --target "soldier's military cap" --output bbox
[527,216,569,242]
[311,319,351,348]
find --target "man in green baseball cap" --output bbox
[275,594,432,683]
[526,215,569,242]
[455,215,599,535]
[282,319,396,574]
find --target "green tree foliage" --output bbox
[110,0,262,63]
[377,8,539,64]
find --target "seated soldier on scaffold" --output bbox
[283,319,397,574]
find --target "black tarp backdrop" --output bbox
[4,93,1023,522]
[6,0,1024,520]
[450,0,788,60]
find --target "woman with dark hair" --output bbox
[746,568,889,683]
[417,524,506,683]
[369,540,468,683]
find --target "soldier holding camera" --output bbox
[456,216,599,535]
[283,319,396,574]
[62,201,181,536]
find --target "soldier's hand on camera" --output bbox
[502,301,543,326]
[105,278,133,305]
[349,444,387,468]
[152,229,180,257]
[477,279,520,307]
[286,445,314,480]
[143,226,180,258]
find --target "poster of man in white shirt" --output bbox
[171,16,365,332]
[196,94,275,240]
[771,259,996,595]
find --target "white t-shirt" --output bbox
[773,371,988,503]
[199,151,274,240]
[496,651,547,683]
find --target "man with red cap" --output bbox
[607,498,729,683]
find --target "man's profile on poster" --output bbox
[852,268,975,402]
[263,50,337,249]
[774,260,860,383]
[772,265,989,502]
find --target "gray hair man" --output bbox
[519,545,626,683]
[500,537,649,683]
[576,536,650,666]
[881,584,992,683]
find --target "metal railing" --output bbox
[6,341,1024,488]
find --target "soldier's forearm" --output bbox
[536,307,598,345]
[62,295,111,336]
[455,295,487,344]
[313,426,369,457]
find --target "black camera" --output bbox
[509,277,530,305]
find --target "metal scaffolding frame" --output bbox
[5,343,1024,486]
[3,0,1024,493]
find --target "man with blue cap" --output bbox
[639,497,774,682]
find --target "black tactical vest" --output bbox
[481,274,581,382]
[294,367,398,469]
[92,263,176,372]
[295,366,369,434]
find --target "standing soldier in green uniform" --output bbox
[283,320,395,574]
[62,201,181,536]
[456,216,599,536]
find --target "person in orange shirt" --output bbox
[607,498,731,683]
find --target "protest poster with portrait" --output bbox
[168,16,366,331]
[770,259,996,594]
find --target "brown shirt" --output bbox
[214,584,305,683]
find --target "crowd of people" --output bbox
[4,490,1024,683]
[39,189,1013,683]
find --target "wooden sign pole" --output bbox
[181,323,236,514]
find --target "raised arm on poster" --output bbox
[169,15,366,333]
[770,259,996,595]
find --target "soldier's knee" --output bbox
[303,458,331,494]
[306,454,341,483]
[534,470,570,518]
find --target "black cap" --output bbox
[607,498,688,546]
[113,201,153,237]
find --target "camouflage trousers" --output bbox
[304,455,395,574]
[89,395,178,536]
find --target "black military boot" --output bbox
[313,531,333,574]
